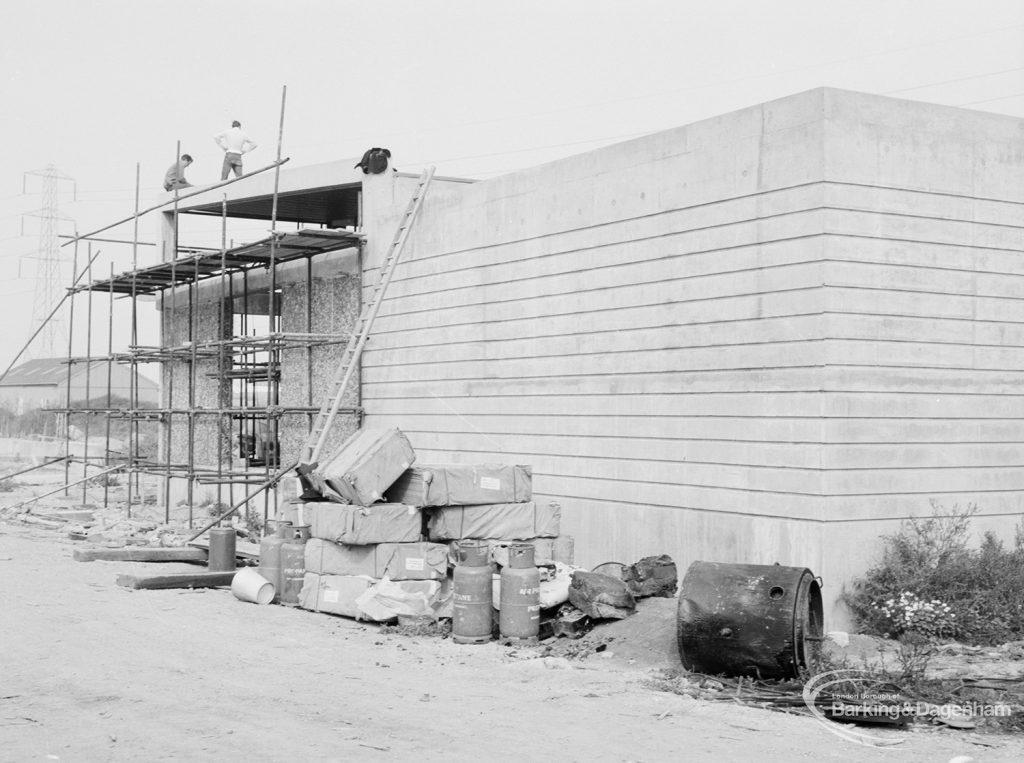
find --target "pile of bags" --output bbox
[293,426,576,622]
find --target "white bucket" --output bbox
[231,568,275,605]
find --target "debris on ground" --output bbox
[568,570,636,619]
[621,554,678,599]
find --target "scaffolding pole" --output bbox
[63,242,80,495]
[60,158,291,249]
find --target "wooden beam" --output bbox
[188,538,260,560]
[74,547,209,563]
[116,570,237,590]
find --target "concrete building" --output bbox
[155,88,1024,625]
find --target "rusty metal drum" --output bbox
[207,527,236,572]
[676,561,823,679]
[452,540,493,644]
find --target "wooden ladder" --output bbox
[301,165,436,464]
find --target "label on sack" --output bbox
[405,557,425,571]
[479,477,501,491]
[323,590,340,603]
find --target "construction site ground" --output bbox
[3,474,1024,762]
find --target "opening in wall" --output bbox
[231,290,281,467]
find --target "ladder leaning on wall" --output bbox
[188,165,436,540]
[302,164,435,464]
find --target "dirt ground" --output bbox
[2,477,1023,762]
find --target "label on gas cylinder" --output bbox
[518,586,540,596]
[479,476,501,491]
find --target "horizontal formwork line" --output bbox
[828,206,1024,235]
[398,437,1024,471]
[830,179,1024,208]
[374,411,1024,422]
[365,337,828,369]
[364,388,1024,399]
[362,312,826,353]
[538,491,1024,524]
[381,228,1024,298]
[537,492,825,523]
[823,231,1024,258]
[384,210,829,286]
[398,180,826,261]
[368,205,1024,291]
[363,358,1024,380]
[368,411,1024,421]
[396,178,1024,266]
[369,286,823,338]
[822,251,1024,279]
[827,362,1024,373]
[374,253,826,321]
[363,364,825,384]
[824,310,1024,328]
[412,446,824,496]
[373,247,1024,316]
[363,324,1024,360]
[825,509,1024,524]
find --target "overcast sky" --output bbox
[1,0,1022,369]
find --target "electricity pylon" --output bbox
[22,165,76,358]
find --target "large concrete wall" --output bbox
[360,88,1024,627]
[816,90,1024,609]
[361,89,833,581]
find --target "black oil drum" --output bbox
[676,561,823,679]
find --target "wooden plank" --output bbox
[188,538,261,560]
[74,547,209,563]
[116,570,237,590]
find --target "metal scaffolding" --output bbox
[46,87,366,528]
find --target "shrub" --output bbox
[843,501,1024,645]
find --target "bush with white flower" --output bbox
[875,591,956,639]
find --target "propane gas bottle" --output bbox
[278,524,311,607]
[499,543,540,643]
[257,520,293,603]
[452,540,493,644]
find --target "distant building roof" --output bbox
[0,357,158,391]
[0,358,74,387]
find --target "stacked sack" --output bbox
[296,427,451,621]
[386,463,575,572]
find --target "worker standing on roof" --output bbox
[214,120,258,180]
[163,154,193,192]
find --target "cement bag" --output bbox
[355,577,443,621]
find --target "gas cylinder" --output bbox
[257,520,293,603]
[499,543,540,643]
[208,526,236,572]
[452,540,494,644]
[278,524,311,607]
